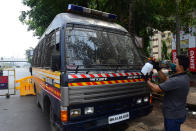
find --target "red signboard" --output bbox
[0,76,8,90]
[172,50,177,63]
[189,48,196,72]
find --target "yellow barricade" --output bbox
[16,76,35,96]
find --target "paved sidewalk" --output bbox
[126,101,196,131]
[187,74,196,106]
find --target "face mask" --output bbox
[170,63,176,72]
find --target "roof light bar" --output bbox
[68,4,117,20]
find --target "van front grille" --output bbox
[68,82,149,105]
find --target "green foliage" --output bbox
[169,51,173,60]
[161,40,169,60]
[20,0,196,55]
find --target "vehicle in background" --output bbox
[160,60,171,69]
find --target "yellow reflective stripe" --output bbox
[33,68,60,78]
[117,80,122,83]
[130,79,134,82]
[104,81,110,84]
[72,83,79,86]
[54,83,60,88]
[34,71,60,81]
[81,82,89,86]
[110,81,116,84]
[42,70,60,76]
[124,80,128,83]
[96,82,103,85]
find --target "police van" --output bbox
[32,4,153,130]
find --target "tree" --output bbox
[20,0,196,55]
[25,47,34,64]
[161,40,169,60]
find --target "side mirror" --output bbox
[51,55,61,71]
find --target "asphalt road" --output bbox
[0,96,50,131]
[0,68,50,131]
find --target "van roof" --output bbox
[39,13,128,42]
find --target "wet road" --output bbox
[0,96,50,131]
[0,68,50,131]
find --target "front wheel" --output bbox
[50,105,59,131]
[34,85,41,108]
[36,93,41,108]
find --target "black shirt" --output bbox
[159,72,190,119]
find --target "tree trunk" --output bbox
[80,0,88,7]
[129,1,135,34]
[176,0,181,55]
[96,0,99,10]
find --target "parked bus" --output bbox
[32,4,153,131]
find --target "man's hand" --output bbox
[142,73,150,82]
[153,61,161,71]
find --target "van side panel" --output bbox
[32,68,61,121]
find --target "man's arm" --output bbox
[147,80,163,93]
[153,61,168,82]
[157,70,168,82]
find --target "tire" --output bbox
[36,93,41,108]
[50,105,59,131]
[34,85,41,108]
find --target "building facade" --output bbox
[150,30,172,60]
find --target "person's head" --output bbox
[175,55,189,72]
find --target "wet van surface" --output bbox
[31,4,153,130]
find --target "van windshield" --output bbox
[65,27,143,68]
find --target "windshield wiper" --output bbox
[75,65,79,74]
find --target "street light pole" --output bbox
[176,0,181,55]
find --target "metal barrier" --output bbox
[0,68,16,98]
[16,76,35,96]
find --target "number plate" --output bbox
[108,112,130,124]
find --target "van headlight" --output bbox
[85,107,94,115]
[70,109,81,117]
[136,98,142,104]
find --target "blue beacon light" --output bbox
[68,4,117,20]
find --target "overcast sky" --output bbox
[0,0,38,58]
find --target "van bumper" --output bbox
[58,104,153,131]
